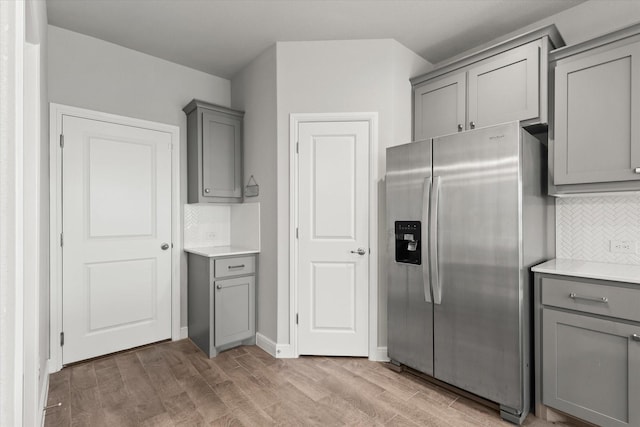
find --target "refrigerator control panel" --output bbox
[394,221,421,265]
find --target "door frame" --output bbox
[289,112,380,360]
[49,103,181,372]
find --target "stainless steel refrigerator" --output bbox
[386,121,553,424]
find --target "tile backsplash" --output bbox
[556,195,640,265]
[184,204,231,247]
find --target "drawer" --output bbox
[542,277,640,322]
[214,256,255,278]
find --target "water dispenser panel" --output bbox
[395,221,421,265]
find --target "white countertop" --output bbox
[184,246,260,257]
[532,259,640,285]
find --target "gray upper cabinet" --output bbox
[414,72,465,141]
[551,25,640,191]
[412,25,562,141]
[184,99,244,203]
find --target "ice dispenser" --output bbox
[394,221,421,264]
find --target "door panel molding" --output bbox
[49,103,180,372]
[289,112,379,360]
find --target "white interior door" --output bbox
[62,115,172,364]
[297,120,369,356]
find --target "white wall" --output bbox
[231,46,278,342]
[48,26,231,328]
[275,39,431,347]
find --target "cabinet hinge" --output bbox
[59,134,64,148]
[296,314,299,325]
[60,332,64,346]
[296,228,299,239]
[296,142,299,154]
[60,233,63,247]
[168,143,173,150]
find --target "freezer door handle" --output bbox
[422,177,432,303]
[429,176,442,304]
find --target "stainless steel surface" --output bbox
[635,167,640,174]
[469,121,476,129]
[457,124,463,132]
[631,333,640,342]
[350,248,366,255]
[569,292,608,303]
[421,177,431,303]
[204,188,211,193]
[386,139,434,376]
[432,122,523,410]
[228,264,245,269]
[216,284,222,290]
[429,176,441,305]
[161,243,169,250]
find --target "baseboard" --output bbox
[256,333,277,357]
[275,343,296,358]
[369,346,389,362]
[39,360,50,427]
[180,326,188,339]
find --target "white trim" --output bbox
[289,112,379,359]
[369,347,389,362]
[180,326,189,340]
[37,360,50,427]
[256,333,277,357]
[48,103,181,372]
[275,343,296,359]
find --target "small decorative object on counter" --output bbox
[244,175,259,197]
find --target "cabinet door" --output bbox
[554,41,640,185]
[467,42,540,129]
[542,309,640,427]
[201,111,242,199]
[414,72,466,141]
[213,276,255,347]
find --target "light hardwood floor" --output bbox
[44,339,575,426]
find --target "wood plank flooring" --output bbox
[44,339,577,426]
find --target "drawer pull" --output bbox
[569,293,608,303]
[228,264,245,270]
[632,334,640,342]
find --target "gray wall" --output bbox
[230,46,278,343]
[48,25,231,328]
[275,39,431,346]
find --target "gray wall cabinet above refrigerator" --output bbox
[411,25,563,141]
[183,99,244,203]
[549,23,640,195]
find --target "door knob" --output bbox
[350,248,366,255]
[161,243,169,250]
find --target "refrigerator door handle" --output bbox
[421,177,432,303]
[430,176,442,304]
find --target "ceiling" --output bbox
[47,0,584,79]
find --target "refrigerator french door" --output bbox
[386,122,552,424]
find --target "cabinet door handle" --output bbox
[632,334,640,342]
[457,124,463,132]
[216,285,222,290]
[228,264,245,269]
[204,188,211,193]
[469,121,476,129]
[634,167,640,174]
[569,293,608,303]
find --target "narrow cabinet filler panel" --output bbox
[386,122,554,425]
[183,99,244,203]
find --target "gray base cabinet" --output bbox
[535,274,640,427]
[183,100,244,203]
[188,254,256,357]
[549,23,640,194]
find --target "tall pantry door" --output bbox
[62,115,172,364]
